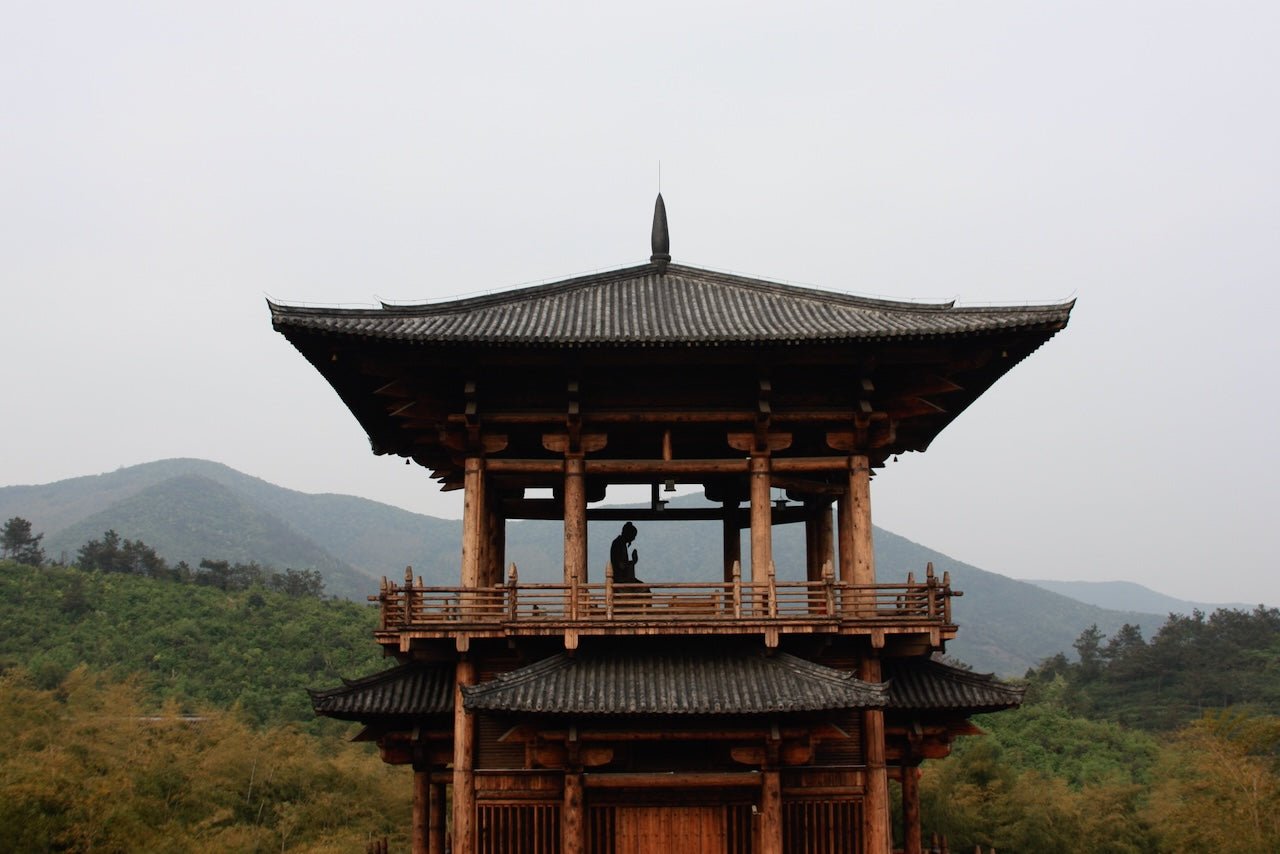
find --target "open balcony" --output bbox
[372,561,960,652]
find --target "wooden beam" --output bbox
[583,772,762,789]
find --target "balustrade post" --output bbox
[926,563,938,620]
[767,561,778,617]
[507,563,518,622]
[605,561,614,620]
[403,566,416,627]
[942,570,952,623]
[823,561,836,617]
[732,560,742,618]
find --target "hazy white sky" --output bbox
[3,2,1277,605]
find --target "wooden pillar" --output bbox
[460,457,485,588]
[759,768,782,854]
[749,452,772,583]
[805,503,820,582]
[722,501,741,582]
[564,454,587,585]
[837,488,854,584]
[429,782,445,854]
[850,454,875,586]
[412,768,430,854]
[452,659,476,854]
[861,654,890,854]
[902,761,922,854]
[482,488,503,587]
[562,769,585,854]
[817,500,834,574]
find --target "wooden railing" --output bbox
[373,562,959,631]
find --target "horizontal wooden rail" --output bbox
[371,562,959,631]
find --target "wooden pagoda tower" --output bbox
[275,196,1072,854]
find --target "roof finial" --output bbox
[650,193,671,272]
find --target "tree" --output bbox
[1,517,45,566]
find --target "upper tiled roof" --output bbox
[270,263,1073,348]
[309,663,454,721]
[885,659,1024,712]
[461,651,887,715]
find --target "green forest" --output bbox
[2,517,1279,852]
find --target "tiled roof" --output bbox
[461,651,887,715]
[309,663,454,721]
[270,263,1072,348]
[884,659,1025,712]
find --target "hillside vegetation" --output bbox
[0,561,382,726]
[2,557,1278,851]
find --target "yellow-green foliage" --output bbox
[0,667,411,852]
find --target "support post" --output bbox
[850,453,875,586]
[562,769,585,854]
[452,659,476,854]
[861,654,890,854]
[749,452,773,584]
[563,454,587,587]
[723,500,741,583]
[759,768,782,854]
[902,761,922,854]
[412,768,430,854]
[460,457,485,589]
[429,782,445,854]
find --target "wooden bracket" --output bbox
[728,432,792,454]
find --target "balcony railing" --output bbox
[371,561,959,633]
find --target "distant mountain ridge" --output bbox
[1021,579,1260,618]
[1,458,1164,674]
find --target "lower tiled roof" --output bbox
[461,651,887,715]
[309,663,454,721]
[309,654,1022,723]
[884,659,1024,712]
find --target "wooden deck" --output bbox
[372,563,959,651]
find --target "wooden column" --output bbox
[564,454,587,586]
[860,654,890,854]
[817,499,835,578]
[460,457,485,588]
[429,782,445,854]
[562,769,585,854]
[452,659,476,854]
[722,501,741,582]
[850,454,875,586]
[759,768,783,854]
[805,503,820,582]
[837,488,854,584]
[902,761,922,854]
[749,452,773,583]
[412,768,430,854]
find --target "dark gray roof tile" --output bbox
[309,663,454,721]
[461,651,887,715]
[885,659,1025,712]
[271,263,1073,348]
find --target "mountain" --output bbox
[2,459,1162,674]
[1020,579,1260,617]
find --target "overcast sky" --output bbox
[3,2,1277,606]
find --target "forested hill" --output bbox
[1,458,1158,674]
[0,561,383,725]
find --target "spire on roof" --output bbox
[650,193,671,272]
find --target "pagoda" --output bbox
[274,196,1071,853]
